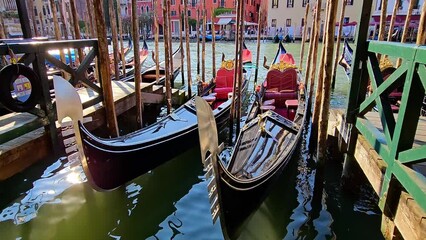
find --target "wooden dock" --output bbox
[0,81,187,180]
[328,109,426,240]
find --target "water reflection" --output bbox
[0,157,86,225]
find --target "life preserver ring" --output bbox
[0,64,41,112]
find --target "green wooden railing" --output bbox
[347,40,426,213]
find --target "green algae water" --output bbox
[0,41,383,239]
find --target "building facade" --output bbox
[267,0,366,40]
[371,0,424,41]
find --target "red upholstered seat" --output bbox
[214,68,235,100]
[263,69,298,107]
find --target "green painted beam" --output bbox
[399,145,426,163]
[359,64,407,115]
[368,41,417,60]
[356,117,390,161]
[393,161,426,212]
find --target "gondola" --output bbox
[200,33,223,42]
[54,48,253,191]
[115,39,148,81]
[137,46,182,85]
[195,41,307,239]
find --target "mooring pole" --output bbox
[196,8,200,76]
[164,0,172,114]
[396,0,416,66]
[167,0,174,88]
[202,1,207,82]
[70,0,85,63]
[377,0,388,61]
[299,4,310,71]
[254,8,262,89]
[317,0,338,163]
[307,0,323,106]
[50,0,66,65]
[236,0,245,137]
[312,5,329,136]
[153,0,160,83]
[184,0,192,97]
[93,0,119,137]
[87,0,96,37]
[27,0,39,37]
[417,2,426,45]
[131,0,143,128]
[387,0,399,44]
[58,0,73,67]
[331,0,347,89]
[179,5,185,85]
[108,0,120,81]
[117,0,126,77]
[229,0,242,144]
[211,6,217,78]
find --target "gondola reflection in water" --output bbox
[195,42,308,239]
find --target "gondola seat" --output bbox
[214,68,235,100]
[263,69,298,107]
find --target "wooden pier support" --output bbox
[211,7,217,79]
[202,1,207,82]
[317,0,338,162]
[70,0,85,63]
[179,6,185,85]
[93,0,119,137]
[299,4,310,71]
[307,0,322,104]
[328,110,426,240]
[132,0,143,128]
[184,0,192,97]
[331,0,347,88]
[108,0,120,81]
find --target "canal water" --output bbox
[0,41,384,239]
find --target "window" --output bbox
[347,0,354,5]
[34,8,38,16]
[344,17,350,24]
[287,0,294,8]
[191,0,196,7]
[301,18,305,27]
[146,6,149,12]
[220,0,225,7]
[272,0,278,8]
[271,19,277,27]
[302,0,309,7]
[213,0,216,3]
[188,10,191,17]
[171,11,177,16]
[171,0,176,5]
[286,19,291,27]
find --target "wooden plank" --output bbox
[394,191,426,240]
[353,134,387,194]
[0,128,49,180]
